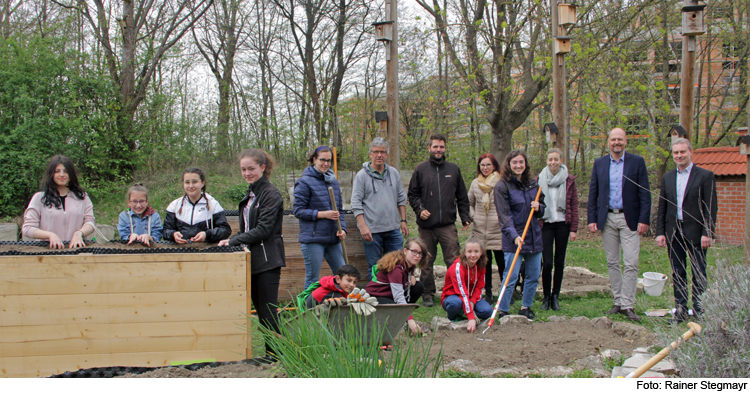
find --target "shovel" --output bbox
[481,186,543,338]
[328,186,349,264]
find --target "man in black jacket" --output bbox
[656,138,717,323]
[408,134,471,306]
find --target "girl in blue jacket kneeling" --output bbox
[117,184,163,245]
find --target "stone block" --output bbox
[591,316,613,329]
[431,316,451,331]
[0,223,19,241]
[444,359,478,373]
[571,316,591,323]
[499,315,531,325]
[448,320,469,331]
[600,349,622,360]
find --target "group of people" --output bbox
[21,127,717,356]
[588,129,717,324]
[295,134,581,330]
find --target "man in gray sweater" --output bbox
[351,137,409,280]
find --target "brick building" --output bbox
[692,146,747,246]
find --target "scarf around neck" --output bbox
[476,171,500,213]
[538,164,568,222]
[313,166,337,184]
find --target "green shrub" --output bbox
[260,309,443,378]
[664,261,750,377]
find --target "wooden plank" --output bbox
[0,263,246,295]
[1,333,247,358]
[1,349,247,378]
[0,251,245,265]
[0,320,248,343]
[0,291,246,327]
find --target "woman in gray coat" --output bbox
[468,153,505,303]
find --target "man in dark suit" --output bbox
[656,138,717,323]
[588,128,651,321]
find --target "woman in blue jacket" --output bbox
[293,146,347,289]
[494,150,545,320]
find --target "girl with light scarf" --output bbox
[537,148,579,311]
[468,153,506,303]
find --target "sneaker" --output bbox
[518,307,536,320]
[498,310,509,318]
[422,296,434,307]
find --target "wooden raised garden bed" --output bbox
[0,249,250,378]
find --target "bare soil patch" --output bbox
[433,318,654,374]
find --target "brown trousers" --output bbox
[418,224,461,298]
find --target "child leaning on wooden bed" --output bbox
[117,183,163,246]
[162,167,231,244]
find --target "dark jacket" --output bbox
[228,176,286,274]
[163,193,231,243]
[538,174,579,233]
[407,157,471,229]
[656,165,717,246]
[494,177,545,254]
[293,166,347,244]
[587,152,651,231]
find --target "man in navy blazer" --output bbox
[588,128,651,321]
[656,138,717,324]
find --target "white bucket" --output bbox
[643,272,668,296]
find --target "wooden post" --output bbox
[385,0,400,169]
[551,0,567,163]
[679,1,704,142]
[746,154,749,264]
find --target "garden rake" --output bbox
[481,187,543,339]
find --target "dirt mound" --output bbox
[433,317,655,376]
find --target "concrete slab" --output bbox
[0,223,18,241]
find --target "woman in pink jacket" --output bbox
[22,155,95,248]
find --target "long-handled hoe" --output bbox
[481,187,543,340]
[328,186,349,264]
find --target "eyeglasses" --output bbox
[317,158,332,163]
[406,248,423,257]
[130,200,147,205]
[480,163,493,167]
[371,150,387,156]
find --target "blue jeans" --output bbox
[301,242,347,289]
[499,251,542,311]
[362,228,404,281]
[442,295,493,321]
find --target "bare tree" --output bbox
[55,0,213,167]
[415,0,552,163]
[192,0,251,158]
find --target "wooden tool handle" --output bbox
[328,186,349,264]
